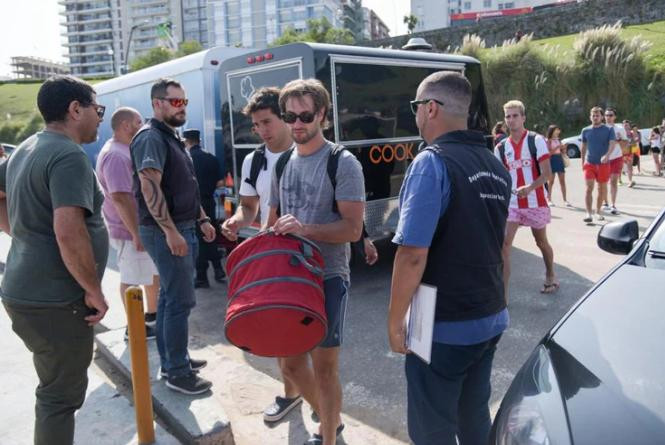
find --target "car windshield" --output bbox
[645,215,665,269]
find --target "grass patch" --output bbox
[0,82,41,125]
[533,20,665,70]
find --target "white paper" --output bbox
[405,284,437,364]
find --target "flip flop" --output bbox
[541,282,559,294]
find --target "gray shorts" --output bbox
[319,276,349,348]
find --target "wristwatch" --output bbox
[198,216,212,225]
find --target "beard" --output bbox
[164,111,186,127]
[291,126,318,145]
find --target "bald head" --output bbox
[110,107,143,144]
[417,71,471,117]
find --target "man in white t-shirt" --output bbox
[603,107,627,215]
[221,87,314,424]
[495,100,557,297]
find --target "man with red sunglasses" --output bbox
[131,78,216,395]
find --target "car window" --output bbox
[645,217,665,270]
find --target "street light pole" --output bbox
[124,20,149,73]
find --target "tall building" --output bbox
[208,0,342,49]
[11,57,70,80]
[182,0,209,46]
[59,0,121,78]
[361,7,390,41]
[410,0,554,31]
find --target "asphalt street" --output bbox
[188,156,665,442]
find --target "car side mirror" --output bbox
[597,219,639,255]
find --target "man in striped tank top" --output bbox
[495,100,558,297]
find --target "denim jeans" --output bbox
[140,222,198,378]
[405,334,502,445]
[3,299,94,445]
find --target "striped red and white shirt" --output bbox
[495,131,550,209]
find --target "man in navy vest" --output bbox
[388,71,511,445]
[131,78,216,395]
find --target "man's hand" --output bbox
[515,184,532,198]
[273,214,305,237]
[364,238,378,265]
[200,221,216,243]
[601,154,609,164]
[132,234,145,252]
[84,291,108,326]
[221,217,239,241]
[165,229,188,256]
[388,318,408,354]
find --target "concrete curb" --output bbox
[95,329,234,445]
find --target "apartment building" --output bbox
[362,7,390,41]
[207,0,342,49]
[410,0,555,31]
[59,0,120,78]
[10,57,70,80]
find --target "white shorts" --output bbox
[110,239,158,285]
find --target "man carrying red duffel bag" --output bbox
[268,78,365,445]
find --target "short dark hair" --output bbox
[546,124,560,139]
[242,87,281,118]
[37,75,95,123]
[279,78,331,128]
[150,78,183,100]
[420,71,471,117]
[605,106,617,115]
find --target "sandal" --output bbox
[304,424,345,444]
[541,282,559,294]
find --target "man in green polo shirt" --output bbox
[0,75,109,445]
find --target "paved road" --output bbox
[191,157,664,443]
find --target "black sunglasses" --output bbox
[410,98,444,115]
[90,103,105,118]
[282,111,316,124]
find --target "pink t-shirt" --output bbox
[95,139,135,240]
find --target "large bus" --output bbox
[86,46,250,167]
[219,42,491,239]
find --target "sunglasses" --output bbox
[90,103,105,118]
[157,97,189,108]
[410,98,444,115]
[281,110,317,124]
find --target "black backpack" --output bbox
[244,144,268,189]
[497,131,541,177]
[274,144,346,215]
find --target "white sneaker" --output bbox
[610,206,620,215]
[596,213,605,221]
[601,204,611,212]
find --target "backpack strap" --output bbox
[527,131,542,177]
[244,144,267,188]
[327,144,345,214]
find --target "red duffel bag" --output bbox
[224,231,327,357]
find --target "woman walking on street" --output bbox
[545,125,571,206]
[623,121,637,187]
[631,124,642,175]
[492,120,507,146]
[649,126,662,176]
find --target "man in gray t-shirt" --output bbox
[268,79,364,445]
[0,75,108,445]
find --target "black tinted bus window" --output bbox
[227,63,301,146]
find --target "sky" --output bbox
[0,0,410,78]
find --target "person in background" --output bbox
[183,129,226,288]
[648,126,662,176]
[492,121,507,147]
[96,107,160,340]
[545,124,570,207]
[622,120,637,187]
[631,124,642,175]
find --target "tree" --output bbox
[177,40,203,57]
[403,14,418,34]
[270,17,354,47]
[129,47,174,72]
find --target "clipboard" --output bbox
[405,284,437,364]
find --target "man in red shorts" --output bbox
[581,106,615,223]
[496,100,557,297]
[603,107,627,214]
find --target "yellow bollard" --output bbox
[124,286,156,445]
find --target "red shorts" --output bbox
[609,157,623,175]
[584,162,610,183]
